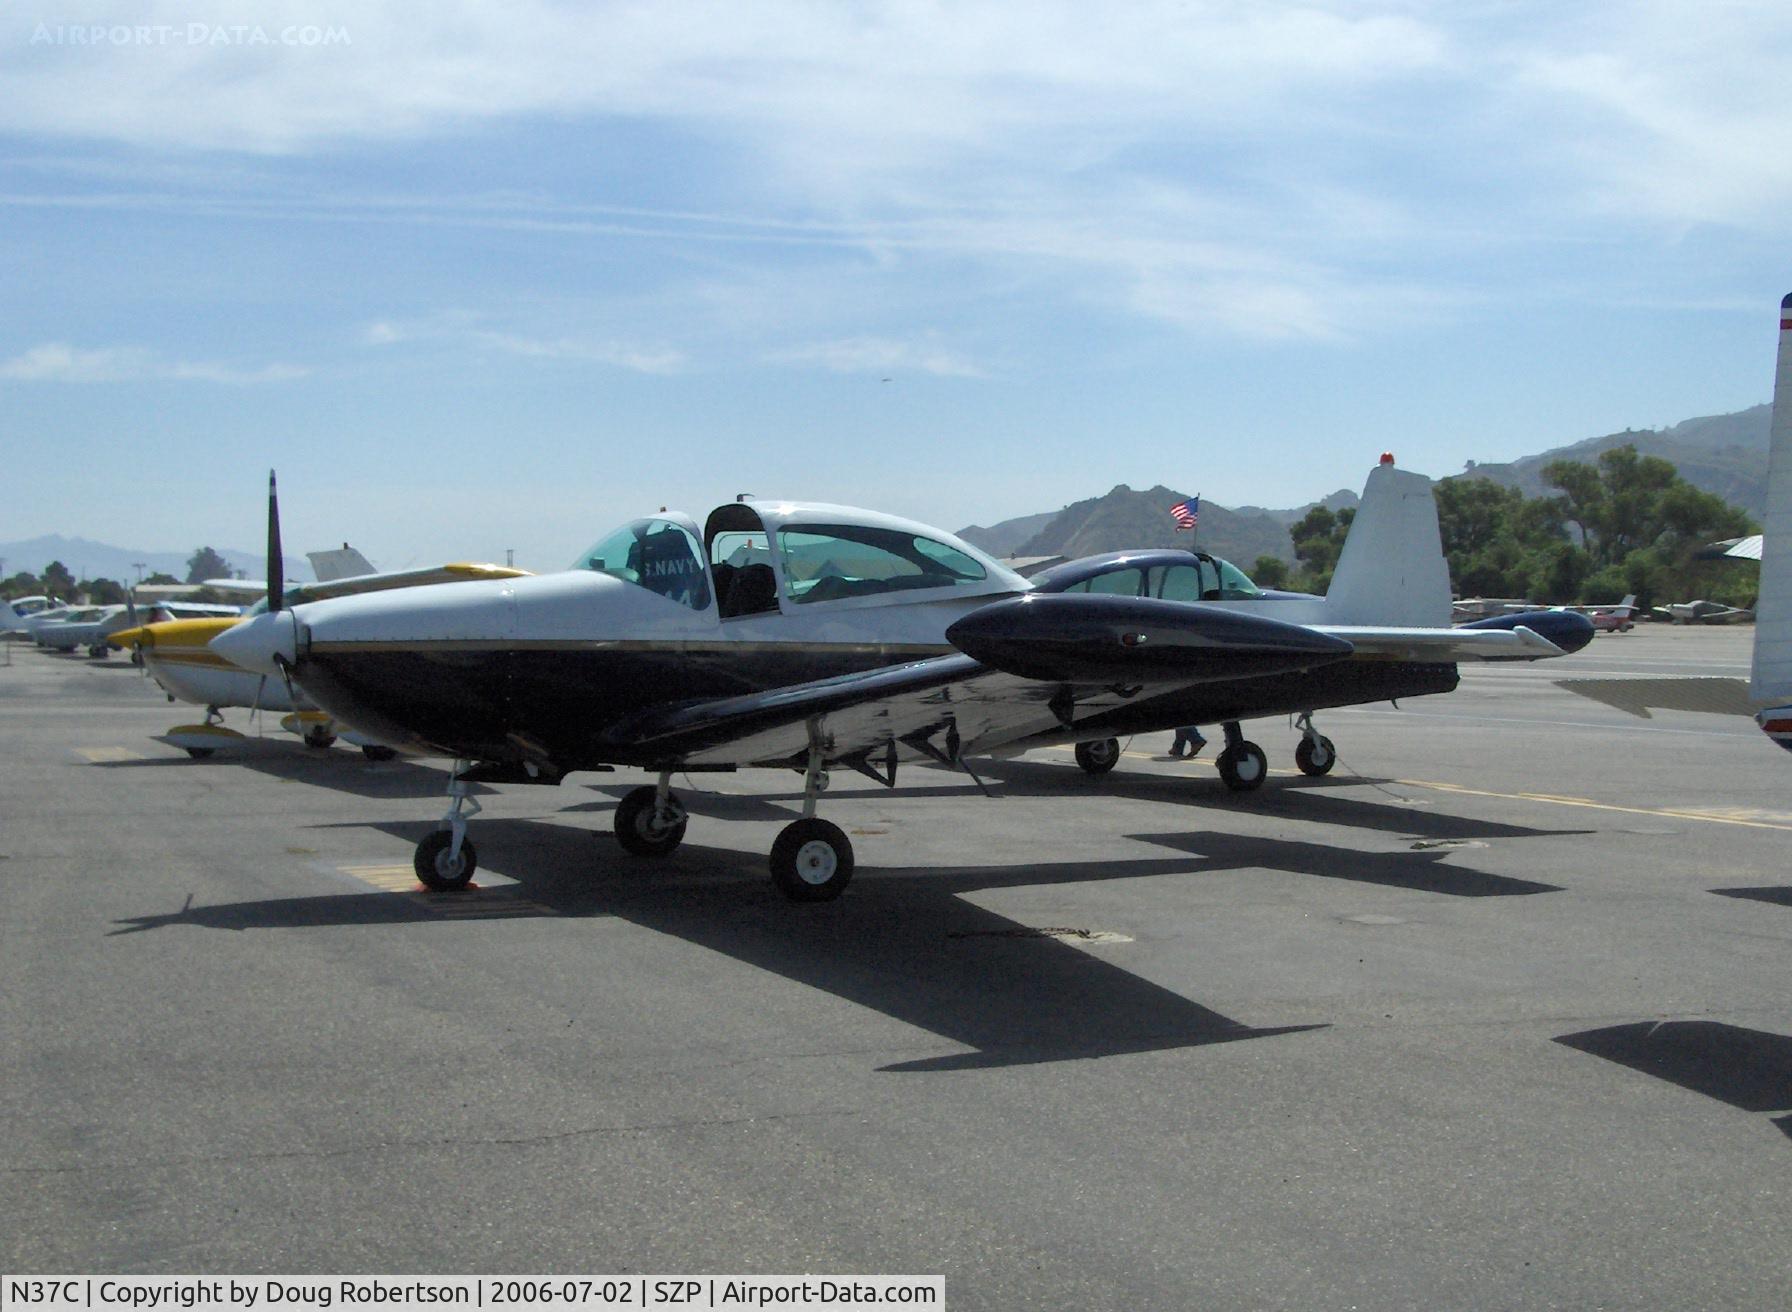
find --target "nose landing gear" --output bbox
[414,763,481,890]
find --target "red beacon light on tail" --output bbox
[1379,452,1395,466]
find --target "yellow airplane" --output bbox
[111,561,530,759]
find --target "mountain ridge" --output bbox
[958,402,1771,567]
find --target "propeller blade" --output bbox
[266,470,285,614]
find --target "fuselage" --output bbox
[214,507,1465,770]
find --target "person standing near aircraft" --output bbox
[1169,725,1206,758]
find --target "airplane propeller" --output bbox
[266,470,284,615]
[260,470,302,707]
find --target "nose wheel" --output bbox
[414,829,478,890]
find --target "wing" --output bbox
[601,595,1357,770]
[296,562,531,602]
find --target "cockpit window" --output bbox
[574,518,713,611]
[778,525,987,604]
[1211,558,1262,599]
[1061,567,1145,597]
[1154,557,1261,601]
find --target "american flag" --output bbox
[1169,495,1199,532]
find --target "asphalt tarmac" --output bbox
[3,626,1789,1308]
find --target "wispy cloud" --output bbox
[360,314,684,374]
[0,342,308,384]
[769,336,987,379]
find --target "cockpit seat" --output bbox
[721,563,779,618]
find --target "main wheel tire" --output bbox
[414,830,477,891]
[770,818,854,902]
[1074,738,1121,775]
[303,727,337,750]
[1294,734,1337,777]
[361,745,398,762]
[614,784,688,856]
[1217,741,1268,792]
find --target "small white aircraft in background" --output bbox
[1652,599,1753,625]
[0,594,59,633]
[213,457,1592,900]
[111,520,529,758]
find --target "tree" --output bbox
[42,560,76,600]
[2,572,43,599]
[1251,556,1290,590]
[1288,505,1354,594]
[142,572,180,587]
[186,546,232,584]
[86,578,128,604]
[1542,445,1751,574]
[1431,445,1756,608]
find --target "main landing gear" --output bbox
[1215,721,1268,792]
[1074,738,1121,775]
[1214,714,1337,789]
[1293,712,1337,777]
[412,746,860,902]
[607,742,856,901]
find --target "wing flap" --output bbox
[600,654,1166,768]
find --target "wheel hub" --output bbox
[794,840,838,884]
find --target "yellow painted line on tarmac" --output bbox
[1042,744,1792,831]
[336,862,557,916]
[340,862,421,892]
[77,746,145,763]
[1395,778,1792,833]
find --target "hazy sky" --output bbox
[4,2,1790,570]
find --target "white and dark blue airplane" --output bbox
[214,458,1593,901]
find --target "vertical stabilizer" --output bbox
[1751,294,1792,704]
[308,545,378,582]
[1321,460,1453,627]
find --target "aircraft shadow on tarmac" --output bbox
[111,772,1577,1071]
[113,817,1330,1072]
[1555,1021,1792,1143]
[1710,886,1792,909]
